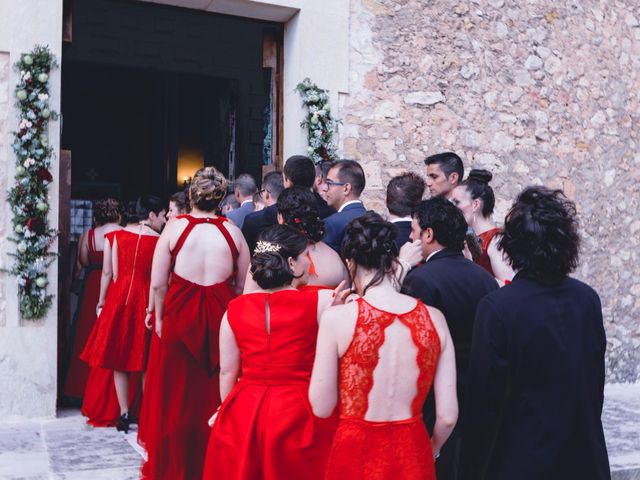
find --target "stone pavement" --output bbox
[0,383,638,479]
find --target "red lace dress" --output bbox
[81,229,158,372]
[64,229,103,398]
[326,298,441,480]
[142,215,238,480]
[475,227,500,277]
[203,289,337,480]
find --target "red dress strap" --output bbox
[475,227,501,277]
[88,228,97,254]
[171,215,239,272]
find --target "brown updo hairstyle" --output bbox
[93,198,121,226]
[341,211,399,295]
[189,166,228,212]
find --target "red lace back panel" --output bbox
[338,298,441,419]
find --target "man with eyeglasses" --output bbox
[322,159,367,252]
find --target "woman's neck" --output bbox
[354,269,397,297]
[189,207,217,217]
[472,216,496,235]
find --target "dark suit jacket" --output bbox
[242,193,335,253]
[402,249,498,385]
[322,201,367,252]
[459,274,610,480]
[226,201,254,229]
[392,220,412,250]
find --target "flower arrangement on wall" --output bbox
[295,78,340,164]
[7,45,58,320]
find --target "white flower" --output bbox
[23,158,36,168]
[38,93,49,101]
[23,71,32,81]
[17,242,27,254]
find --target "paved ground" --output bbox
[0,383,638,479]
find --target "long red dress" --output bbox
[475,227,500,277]
[142,215,238,480]
[325,298,441,480]
[137,321,160,447]
[203,289,337,480]
[81,229,158,372]
[64,229,103,398]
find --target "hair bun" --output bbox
[468,168,492,184]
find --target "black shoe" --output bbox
[116,412,130,434]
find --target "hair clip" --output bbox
[254,240,282,255]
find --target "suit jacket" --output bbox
[392,220,412,250]
[459,274,610,480]
[402,249,499,480]
[322,201,367,252]
[226,201,254,229]
[242,193,335,253]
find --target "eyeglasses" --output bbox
[323,178,347,188]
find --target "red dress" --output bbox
[142,215,238,480]
[64,229,103,398]
[325,298,441,480]
[81,229,158,372]
[475,227,500,277]
[203,289,337,480]
[137,321,160,448]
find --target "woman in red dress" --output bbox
[310,212,458,480]
[64,198,121,399]
[450,169,514,284]
[137,191,189,448]
[142,167,249,480]
[203,224,342,480]
[81,196,166,431]
[243,186,349,293]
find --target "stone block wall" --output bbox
[343,0,640,381]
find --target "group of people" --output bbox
[63,152,611,480]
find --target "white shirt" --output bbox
[240,199,253,207]
[338,200,363,213]
[390,216,412,223]
[426,248,445,262]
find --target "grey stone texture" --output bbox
[344,0,640,382]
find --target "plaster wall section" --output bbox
[0,0,63,417]
[344,0,640,382]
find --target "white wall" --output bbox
[0,0,63,417]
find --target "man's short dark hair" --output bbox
[386,172,426,217]
[424,152,464,180]
[283,155,316,188]
[262,170,285,200]
[499,186,580,283]
[332,159,366,196]
[234,173,257,197]
[412,197,466,251]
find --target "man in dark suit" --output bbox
[242,156,334,252]
[386,171,426,250]
[226,173,257,229]
[241,170,284,252]
[321,160,367,252]
[459,187,610,480]
[402,197,498,480]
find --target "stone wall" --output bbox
[343,0,640,382]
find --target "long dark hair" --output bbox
[277,186,325,243]
[341,211,399,295]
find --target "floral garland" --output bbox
[295,78,340,164]
[7,45,58,320]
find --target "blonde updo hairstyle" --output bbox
[189,166,228,212]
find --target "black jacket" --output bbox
[392,220,412,251]
[242,192,335,253]
[459,274,610,480]
[323,201,367,252]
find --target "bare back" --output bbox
[307,241,349,288]
[333,292,441,422]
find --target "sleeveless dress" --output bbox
[64,229,103,398]
[137,319,160,448]
[203,289,337,480]
[142,215,238,480]
[81,229,158,372]
[325,298,441,480]
[475,227,500,277]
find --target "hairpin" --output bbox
[254,240,282,255]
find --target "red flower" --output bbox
[27,217,45,235]
[38,169,53,182]
[294,217,302,224]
